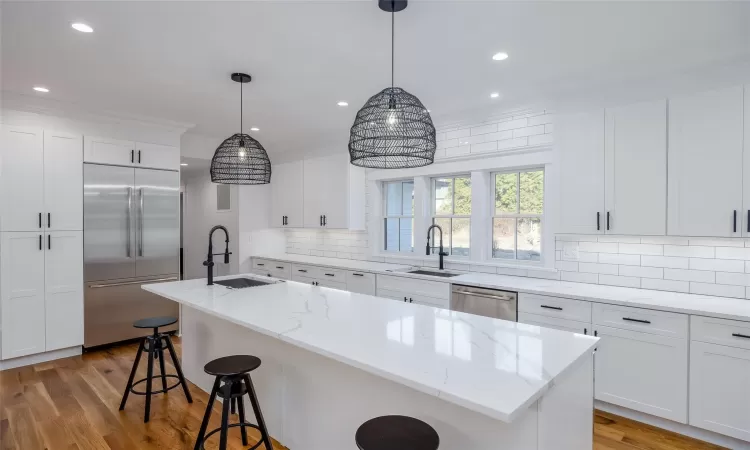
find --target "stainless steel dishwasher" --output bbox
[451,284,518,321]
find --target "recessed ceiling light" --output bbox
[180,163,188,166]
[492,52,509,61]
[250,127,260,132]
[337,101,349,107]
[490,92,500,99]
[72,23,93,33]
[33,86,49,93]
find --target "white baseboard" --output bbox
[596,401,750,449]
[0,346,82,371]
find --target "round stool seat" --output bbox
[204,355,261,377]
[356,415,439,450]
[133,316,178,329]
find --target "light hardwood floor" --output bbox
[0,339,727,450]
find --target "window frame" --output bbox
[431,174,472,258]
[382,179,415,254]
[490,167,545,263]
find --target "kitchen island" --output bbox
[144,274,598,450]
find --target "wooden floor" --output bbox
[0,339,727,450]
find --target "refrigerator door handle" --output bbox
[138,188,144,257]
[126,187,133,258]
[88,276,179,288]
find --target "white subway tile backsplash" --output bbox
[690,282,746,299]
[526,269,561,280]
[599,274,640,288]
[483,130,514,142]
[664,268,715,283]
[555,260,579,271]
[640,236,689,245]
[598,235,641,244]
[497,137,529,150]
[689,258,745,273]
[689,238,745,247]
[437,138,459,149]
[618,265,663,279]
[527,114,554,126]
[445,146,471,158]
[578,262,619,275]
[470,123,498,135]
[513,125,545,138]
[496,267,529,277]
[619,243,663,255]
[497,118,528,131]
[641,255,689,269]
[598,253,641,266]
[562,251,598,263]
[664,245,715,258]
[641,278,690,293]
[471,141,498,153]
[715,272,750,286]
[579,242,618,253]
[528,134,554,146]
[556,234,599,242]
[446,128,470,139]
[544,123,554,134]
[560,271,598,284]
[716,247,750,260]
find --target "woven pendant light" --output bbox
[210,73,271,185]
[348,0,436,169]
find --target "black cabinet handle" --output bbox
[734,210,738,233]
[403,297,407,302]
[596,212,600,231]
[298,269,307,273]
[257,263,265,266]
[323,215,327,226]
[311,281,315,286]
[409,298,413,303]
[584,328,588,335]
[38,212,42,229]
[38,234,42,250]
[324,273,334,277]
[47,213,50,228]
[606,211,610,231]
[352,273,364,277]
[747,210,749,233]
[540,305,563,311]
[594,330,598,337]
[320,215,323,226]
[47,234,51,250]
[276,266,284,269]
[732,333,750,339]
[623,317,651,324]
[131,149,134,163]
[138,150,141,164]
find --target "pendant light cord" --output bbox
[240,79,243,136]
[391,5,395,88]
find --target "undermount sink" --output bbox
[407,270,460,278]
[214,277,275,289]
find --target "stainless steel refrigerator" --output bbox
[83,164,180,348]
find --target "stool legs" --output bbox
[237,394,248,446]
[194,377,221,450]
[157,340,168,393]
[144,336,156,423]
[119,338,145,411]
[164,334,193,403]
[245,374,273,450]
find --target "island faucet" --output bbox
[426,224,449,270]
[203,225,232,286]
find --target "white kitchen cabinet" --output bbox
[135,141,180,170]
[44,231,83,351]
[668,86,744,237]
[604,100,667,235]
[303,154,366,229]
[593,324,688,423]
[742,85,750,237]
[271,160,304,228]
[84,135,135,166]
[346,270,376,296]
[0,125,45,232]
[689,341,750,441]
[44,131,83,231]
[376,275,450,309]
[518,312,590,335]
[1,232,46,359]
[557,110,605,234]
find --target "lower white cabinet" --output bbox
[346,270,376,296]
[689,341,750,441]
[518,312,590,335]
[1,231,83,359]
[377,275,450,309]
[593,324,688,423]
[251,258,291,280]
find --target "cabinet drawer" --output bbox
[593,303,688,338]
[291,273,318,285]
[253,258,291,279]
[376,288,409,302]
[375,288,447,309]
[316,279,347,291]
[377,274,449,299]
[291,263,320,278]
[346,270,376,295]
[518,312,591,335]
[691,315,750,350]
[519,293,592,323]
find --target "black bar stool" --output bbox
[355,415,440,450]
[194,355,272,450]
[119,316,192,422]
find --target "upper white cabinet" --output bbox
[84,136,179,170]
[668,86,744,237]
[557,110,605,234]
[303,154,365,229]
[604,100,667,235]
[271,160,304,228]
[44,131,83,231]
[0,126,45,232]
[0,126,83,232]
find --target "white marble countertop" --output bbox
[251,254,750,322]
[252,253,414,273]
[144,275,598,423]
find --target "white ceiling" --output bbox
[3,1,750,158]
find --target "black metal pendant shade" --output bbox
[210,72,272,185]
[349,87,436,169]
[348,0,436,169]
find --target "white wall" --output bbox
[237,184,285,272]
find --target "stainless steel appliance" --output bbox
[451,284,517,321]
[83,164,180,348]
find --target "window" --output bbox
[432,175,471,256]
[383,180,414,252]
[492,169,543,261]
